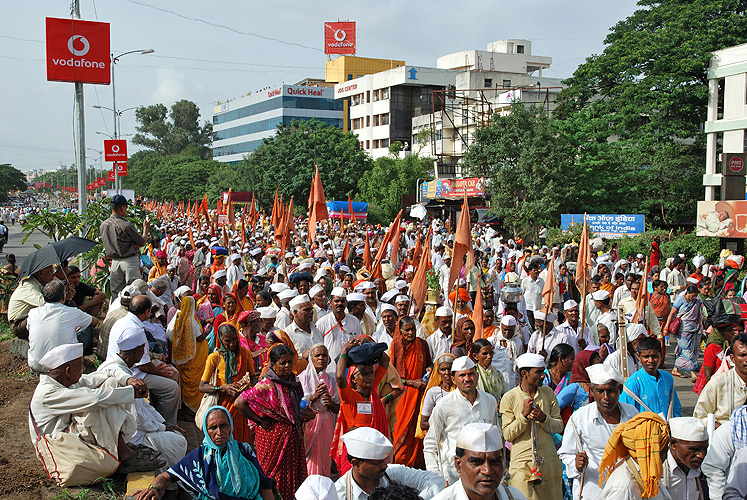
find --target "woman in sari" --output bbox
[232,279,254,312]
[471,338,505,405]
[557,349,602,414]
[417,353,455,437]
[200,324,257,443]
[451,317,476,357]
[389,316,432,468]
[235,344,314,500]
[542,343,575,395]
[649,278,671,361]
[166,295,210,413]
[237,310,268,371]
[664,284,703,381]
[264,330,307,375]
[332,339,392,474]
[299,344,339,476]
[135,405,275,500]
[213,293,242,350]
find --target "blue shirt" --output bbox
[619,368,682,418]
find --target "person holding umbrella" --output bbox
[100,195,150,299]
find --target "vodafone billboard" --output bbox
[104,139,127,161]
[46,17,110,85]
[116,162,128,177]
[324,22,356,55]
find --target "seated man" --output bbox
[432,423,526,500]
[97,327,187,472]
[620,335,682,419]
[335,427,445,500]
[65,265,107,318]
[8,263,57,339]
[29,343,163,483]
[28,281,99,372]
[98,285,140,361]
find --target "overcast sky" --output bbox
[2,0,640,175]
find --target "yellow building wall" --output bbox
[325,56,405,132]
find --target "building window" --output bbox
[503,80,511,89]
[517,44,524,54]
[381,138,389,148]
[374,115,380,126]
[352,94,361,106]
[484,78,492,88]
[373,140,379,149]
[381,113,390,125]
[373,90,379,102]
[366,116,371,127]
[366,140,370,149]
[382,88,390,99]
[347,74,353,81]
[366,91,371,103]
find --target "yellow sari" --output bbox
[172,296,210,410]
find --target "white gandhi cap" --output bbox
[289,294,311,309]
[38,343,84,370]
[500,315,516,326]
[309,284,324,298]
[669,417,708,442]
[278,289,299,301]
[294,475,339,500]
[257,307,277,319]
[516,353,545,369]
[330,287,347,298]
[456,423,503,453]
[435,306,454,317]
[116,326,147,351]
[341,427,392,460]
[586,363,623,385]
[452,356,476,372]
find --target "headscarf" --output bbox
[173,296,200,365]
[217,328,240,384]
[201,406,261,500]
[731,405,747,451]
[598,412,669,498]
[208,284,223,307]
[452,317,475,354]
[260,333,305,377]
[570,350,598,384]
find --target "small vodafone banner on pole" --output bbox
[46,17,110,84]
[104,140,127,161]
[116,162,128,176]
[107,170,115,181]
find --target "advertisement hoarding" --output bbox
[697,200,747,238]
[46,17,110,84]
[421,178,487,200]
[324,22,356,55]
[561,214,645,239]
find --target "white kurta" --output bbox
[694,369,747,425]
[335,464,445,500]
[423,389,498,485]
[558,402,639,500]
[700,420,734,500]
[724,446,747,500]
[663,451,702,500]
[284,321,323,357]
[600,460,673,500]
[426,328,452,360]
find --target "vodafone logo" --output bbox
[334,29,347,42]
[67,35,90,56]
[111,144,120,153]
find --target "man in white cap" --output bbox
[394,295,425,339]
[611,273,635,310]
[662,417,708,500]
[296,475,339,500]
[373,304,398,345]
[97,327,188,472]
[274,288,299,331]
[336,427,445,500]
[285,294,322,356]
[432,423,526,500]
[226,253,244,291]
[318,287,363,372]
[348,292,377,337]
[559,364,637,500]
[29,343,163,475]
[424,356,499,485]
[618,278,661,340]
[520,262,544,325]
[426,307,454,360]
[359,281,381,322]
[269,282,290,311]
[310,284,329,322]
[527,310,567,360]
[500,353,563,500]
[604,323,646,383]
[552,300,592,354]
[620,335,682,418]
[257,306,279,337]
[591,289,617,345]
[489,315,522,390]
[438,254,452,298]
[98,285,141,360]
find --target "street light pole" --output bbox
[73,0,86,214]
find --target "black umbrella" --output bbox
[19,236,98,280]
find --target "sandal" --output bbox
[118,448,166,474]
[134,444,162,459]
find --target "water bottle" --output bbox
[665,335,670,346]
[300,397,310,410]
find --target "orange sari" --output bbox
[389,335,432,468]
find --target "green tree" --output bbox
[462,103,577,237]
[0,164,28,200]
[559,0,747,225]
[239,119,373,211]
[133,100,213,159]
[124,152,225,201]
[357,147,432,220]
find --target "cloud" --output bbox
[152,67,187,105]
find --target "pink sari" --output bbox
[299,363,339,476]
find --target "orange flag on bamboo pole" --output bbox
[632,256,650,324]
[474,282,486,339]
[308,165,329,244]
[248,193,257,228]
[227,189,235,231]
[541,253,556,315]
[412,231,423,265]
[411,233,432,315]
[348,195,354,225]
[270,189,280,229]
[280,196,294,250]
[217,196,223,216]
[575,214,592,330]
[372,209,403,280]
[363,232,373,270]
[342,238,350,263]
[201,194,210,223]
[447,194,472,300]
[188,221,195,248]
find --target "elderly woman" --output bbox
[134,406,275,500]
[299,343,339,476]
[451,317,476,357]
[167,296,209,414]
[417,353,455,436]
[238,310,268,371]
[235,344,314,500]
[200,324,257,443]
[390,316,432,468]
[471,338,505,405]
[664,284,703,381]
[213,293,242,350]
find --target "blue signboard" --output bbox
[561,214,645,239]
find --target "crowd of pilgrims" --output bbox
[14,196,747,500]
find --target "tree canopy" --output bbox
[239,119,373,211]
[133,100,213,160]
[124,151,224,201]
[0,164,28,201]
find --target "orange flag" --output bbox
[271,188,280,229]
[632,256,650,324]
[447,194,471,299]
[281,196,295,250]
[227,189,235,230]
[411,233,432,315]
[222,226,230,248]
[342,238,350,263]
[188,221,196,248]
[201,194,210,223]
[474,283,486,339]
[240,212,247,249]
[541,253,556,315]
[348,195,354,225]
[275,202,286,243]
[363,233,373,270]
[217,196,223,216]
[412,231,422,265]
[372,209,403,280]
[575,215,592,330]
[308,165,329,244]
[248,193,257,228]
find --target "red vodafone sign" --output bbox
[46,17,110,85]
[107,170,115,181]
[116,162,128,176]
[104,139,127,161]
[324,22,356,55]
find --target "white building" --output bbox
[704,43,747,200]
[212,84,343,164]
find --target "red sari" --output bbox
[390,335,432,468]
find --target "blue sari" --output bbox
[167,406,273,500]
[672,295,702,373]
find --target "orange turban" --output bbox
[448,288,471,305]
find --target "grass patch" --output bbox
[0,318,13,342]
